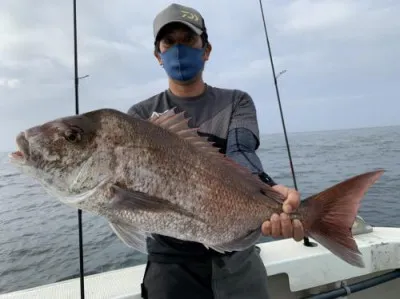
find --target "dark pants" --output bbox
[140,246,270,299]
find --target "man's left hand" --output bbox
[261,184,304,241]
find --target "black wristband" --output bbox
[258,172,277,187]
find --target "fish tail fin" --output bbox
[299,169,384,268]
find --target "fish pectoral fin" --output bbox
[108,221,148,254]
[109,185,198,219]
[109,185,175,211]
[207,228,262,253]
[60,186,100,205]
[60,176,111,206]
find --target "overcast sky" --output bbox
[1,0,399,151]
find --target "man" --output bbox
[127,3,304,299]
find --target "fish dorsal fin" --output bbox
[148,109,177,124]
[147,108,285,202]
[148,108,221,155]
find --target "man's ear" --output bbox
[154,50,162,65]
[204,42,212,61]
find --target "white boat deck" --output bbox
[1,226,399,299]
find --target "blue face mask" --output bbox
[160,44,206,82]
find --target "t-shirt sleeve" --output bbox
[226,127,277,186]
[228,92,260,148]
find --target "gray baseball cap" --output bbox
[153,3,207,41]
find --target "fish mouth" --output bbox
[9,132,29,164]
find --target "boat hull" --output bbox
[0,226,399,299]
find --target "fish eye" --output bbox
[64,129,81,143]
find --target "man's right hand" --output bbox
[261,184,304,241]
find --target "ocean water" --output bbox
[0,125,399,295]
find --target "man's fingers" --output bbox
[261,221,271,236]
[265,185,303,240]
[293,219,304,242]
[280,213,292,238]
[284,190,301,213]
[262,214,304,241]
[270,213,281,238]
[272,185,301,213]
[272,184,288,198]
[289,189,301,208]
[282,203,292,214]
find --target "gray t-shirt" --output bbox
[127,84,263,261]
[127,84,260,152]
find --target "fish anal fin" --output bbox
[108,221,148,254]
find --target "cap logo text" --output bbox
[180,10,199,22]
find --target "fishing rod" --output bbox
[257,0,315,247]
[73,0,86,298]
